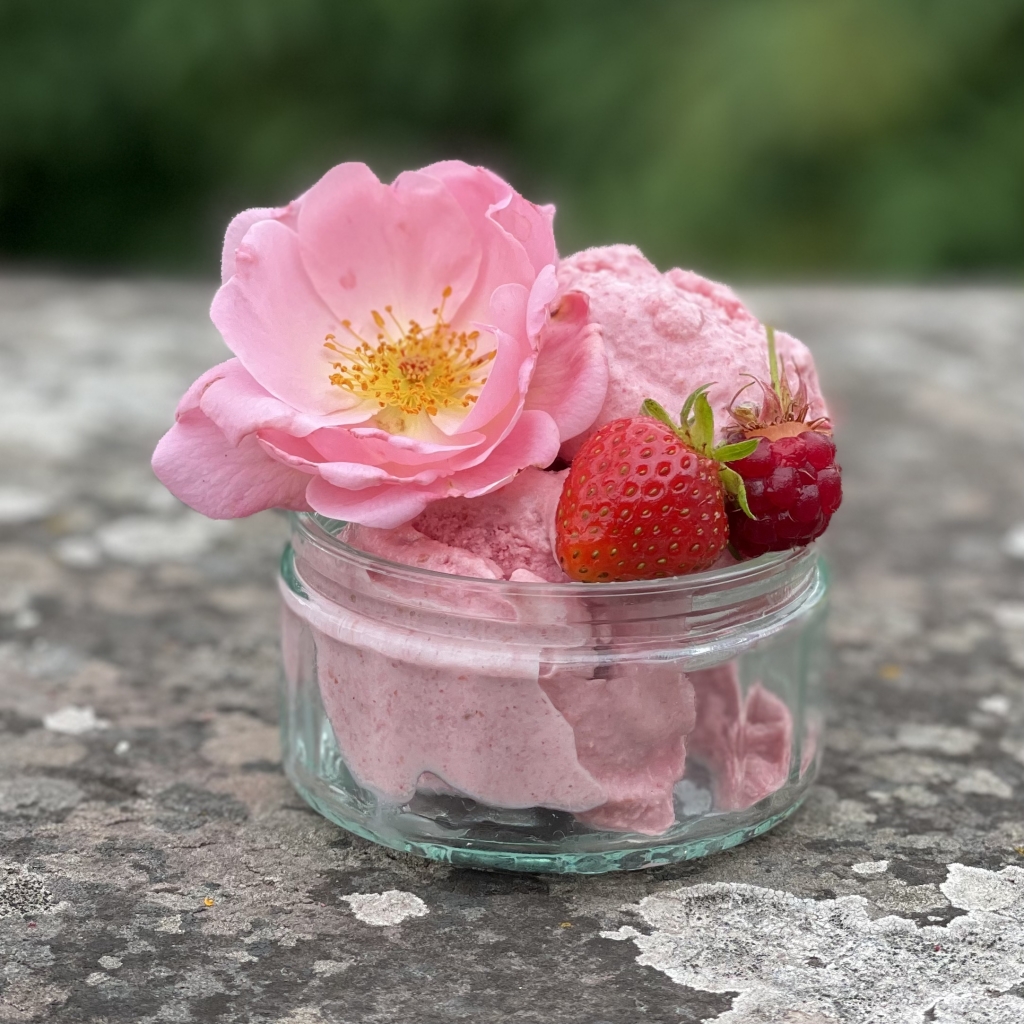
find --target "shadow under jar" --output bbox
[279,512,829,874]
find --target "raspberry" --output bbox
[728,432,842,557]
[725,326,842,558]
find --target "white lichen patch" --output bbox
[896,724,979,756]
[312,959,351,977]
[891,784,941,807]
[851,860,889,876]
[222,950,258,964]
[0,487,53,525]
[978,694,1011,716]
[993,602,1024,632]
[339,890,429,927]
[953,767,1014,799]
[940,863,1024,913]
[830,799,877,826]
[96,513,231,565]
[274,1008,328,1024]
[53,535,103,569]
[1004,524,1024,561]
[43,705,110,735]
[602,863,1024,1023]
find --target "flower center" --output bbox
[325,287,495,418]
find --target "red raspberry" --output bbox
[726,326,842,558]
[727,431,842,557]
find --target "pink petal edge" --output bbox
[525,289,608,441]
[152,410,310,519]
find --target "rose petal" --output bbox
[152,410,310,519]
[305,425,478,469]
[305,476,443,529]
[297,164,480,335]
[256,430,323,468]
[200,359,374,446]
[348,424,485,457]
[174,360,235,415]
[490,195,557,277]
[221,204,296,282]
[451,410,561,497]
[413,162,539,327]
[424,160,557,276]
[305,446,454,490]
[525,264,559,342]
[525,290,608,442]
[211,219,364,417]
[456,284,534,435]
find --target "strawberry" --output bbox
[725,327,842,558]
[555,387,757,581]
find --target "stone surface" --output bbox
[1,276,1023,1022]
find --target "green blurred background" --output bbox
[1,0,1022,279]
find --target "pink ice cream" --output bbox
[411,468,567,582]
[687,664,793,812]
[540,664,695,834]
[284,490,796,833]
[281,466,702,833]
[555,245,828,456]
[303,607,606,812]
[282,572,698,832]
[345,467,567,583]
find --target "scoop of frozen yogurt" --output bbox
[346,467,567,582]
[556,245,828,456]
[411,467,567,582]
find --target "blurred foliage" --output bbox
[0,0,1022,278]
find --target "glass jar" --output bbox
[279,512,828,874]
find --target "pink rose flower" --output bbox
[152,161,607,528]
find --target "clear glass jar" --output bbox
[279,512,828,874]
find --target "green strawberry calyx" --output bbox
[641,385,758,519]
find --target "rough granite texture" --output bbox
[1,276,1023,1023]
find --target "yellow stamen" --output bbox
[325,286,493,418]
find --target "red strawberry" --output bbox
[726,327,842,558]
[555,387,757,581]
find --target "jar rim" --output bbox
[290,512,817,598]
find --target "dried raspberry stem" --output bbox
[727,326,830,438]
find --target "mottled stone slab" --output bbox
[1,277,1023,1022]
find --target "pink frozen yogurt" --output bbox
[284,501,797,834]
[687,664,793,812]
[555,245,828,456]
[281,467,705,834]
[282,576,700,833]
[346,467,567,583]
[540,664,695,834]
